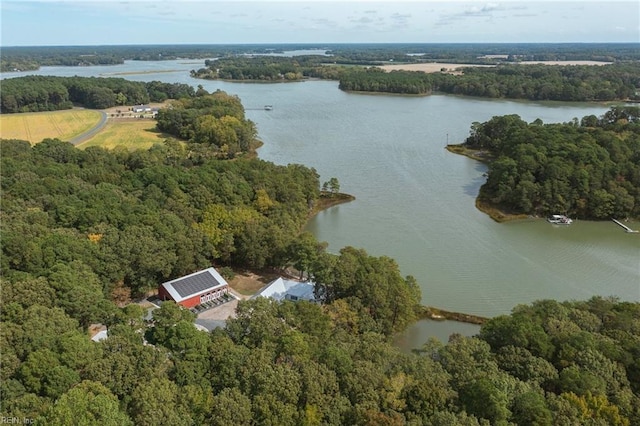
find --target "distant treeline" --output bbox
[4,43,640,73]
[435,63,640,101]
[191,55,640,102]
[464,106,640,219]
[327,42,640,63]
[0,76,195,113]
[339,63,640,101]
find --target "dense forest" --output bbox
[4,42,640,72]
[458,106,640,219]
[190,55,351,81]
[339,68,433,95]
[2,124,638,426]
[193,57,307,81]
[154,90,258,158]
[1,141,638,424]
[0,76,196,113]
[339,63,640,101]
[0,138,323,295]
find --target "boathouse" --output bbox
[158,267,229,308]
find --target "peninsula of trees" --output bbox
[453,106,640,220]
[154,89,258,158]
[338,63,640,101]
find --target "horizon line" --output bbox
[3,41,639,48]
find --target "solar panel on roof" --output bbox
[171,270,222,298]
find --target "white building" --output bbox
[252,277,317,302]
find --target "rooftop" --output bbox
[253,277,316,302]
[160,267,228,303]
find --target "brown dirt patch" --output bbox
[229,270,281,298]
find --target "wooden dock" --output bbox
[612,218,639,233]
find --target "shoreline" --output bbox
[418,305,488,325]
[309,192,356,218]
[445,144,529,222]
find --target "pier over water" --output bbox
[612,219,639,233]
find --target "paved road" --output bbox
[68,111,107,146]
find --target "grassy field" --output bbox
[0,109,102,144]
[77,119,170,150]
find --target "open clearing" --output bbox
[77,119,171,150]
[0,109,102,144]
[228,270,281,297]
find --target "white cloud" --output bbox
[2,1,638,45]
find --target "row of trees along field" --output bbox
[0,76,196,113]
[463,106,640,219]
[338,62,640,101]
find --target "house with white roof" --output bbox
[252,277,317,303]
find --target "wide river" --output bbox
[5,59,639,349]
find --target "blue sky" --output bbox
[1,1,638,46]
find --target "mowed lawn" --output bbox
[0,109,102,144]
[78,119,171,150]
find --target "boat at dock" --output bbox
[547,214,573,225]
[264,105,273,111]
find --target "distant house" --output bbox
[132,105,153,113]
[252,277,317,303]
[158,267,229,308]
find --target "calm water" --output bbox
[5,61,639,349]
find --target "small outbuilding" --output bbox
[158,267,229,308]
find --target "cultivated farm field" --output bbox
[0,109,102,144]
[77,119,172,150]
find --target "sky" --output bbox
[1,1,638,46]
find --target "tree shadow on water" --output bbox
[462,163,488,197]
